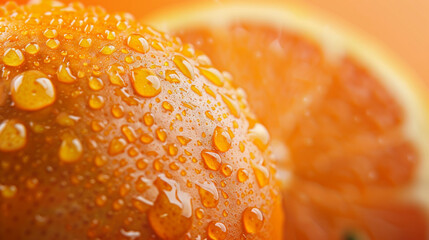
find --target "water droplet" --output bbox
[79,38,92,48]
[253,164,270,188]
[162,101,174,112]
[1,185,17,198]
[221,94,240,118]
[197,181,219,208]
[113,198,124,210]
[199,67,224,87]
[177,135,191,146]
[46,38,60,49]
[166,143,178,156]
[248,123,270,151]
[207,221,227,240]
[242,207,264,234]
[148,174,192,239]
[94,155,107,167]
[220,164,233,177]
[26,178,39,189]
[88,76,104,91]
[3,48,24,66]
[108,137,127,156]
[121,125,137,143]
[201,150,221,171]
[95,194,107,206]
[140,133,153,144]
[105,30,116,40]
[0,119,26,152]
[107,64,126,87]
[173,55,194,79]
[56,112,76,127]
[165,70,181,83]
[11,70,56,111]
[136,159,148,170]
[127,34,149,53]
[156,128,167,142]
[100,45,116,55]
[143,112,154,126]
[25,43,40,55]
[237,168,249,183]
[57,63,77,83]
[195,208,204,219]
[59,134,83,163]
[87,94,105,110]
[131,67,161,97]
[213,126,231,152]
[111,104,124,118]
[43,28,58,38]
[119,183,131,197]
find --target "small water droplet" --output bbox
[131,67,161,97]
[162,101,174,112]
[11,70,56,111]
[195,208,204,219]
[0,119,26,152]
[199,67,224,86]
[177,135,191,146]
[59,134,83,163]
[43,28,58,38]
[242,207,264,234]
[1,185,17,198]
[201,150,221,171]
[221,94,240,118]
[156,128,167,142]
[207,221,227,240]
[100,45,116,55]
[220,164,233,177]
[213,126,231,152]
[173,55,194,79]
[253,164,270,188]
[88,94,105,110]
[95,194,107,206]
[197,181,219,208]
[143,112,154,126]
[127,34,149,53]
[88,76,104,91]
[108,137,127,156]
[57,63,77,83]
[237,168,249,183]
[46,38,60,49]
[121,125,137,143]
[3,48,24,66]
[25,43,40,55]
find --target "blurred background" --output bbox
[7,0,429,85]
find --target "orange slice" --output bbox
[146,2,429,239]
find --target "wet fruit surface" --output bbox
[0,1,282,239]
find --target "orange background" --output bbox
[6,0,429,84]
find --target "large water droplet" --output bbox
[11,70,56,111]
[148,174,192,239]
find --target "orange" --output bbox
[146,2,429,240]
[0,1,282,239]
